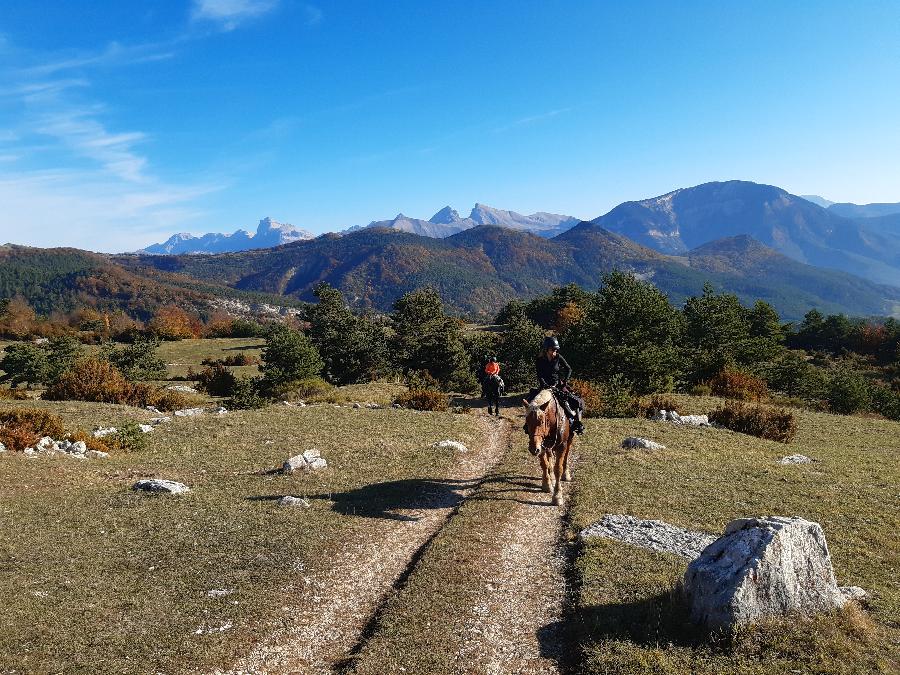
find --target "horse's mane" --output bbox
[531,389,554,408]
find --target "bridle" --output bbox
[528,398,565,455]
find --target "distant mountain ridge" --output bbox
[593,180,900,287]
[343,203,582,239]
[142,217,314,254]
[119,223,900,321]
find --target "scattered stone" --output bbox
[174,407,205,417]
[22,437,102,459]
[0,442,6,453]
[652,409,711,427]
[194,621,233,635]
[138,424,154,434]
[150,416,171,425]
[93,427,118,438]
[146,406,163,414]
[622,437,666,451]
[282,449,327,474]
[779,454,813,464]
[392,403,402,408]
[132,479,190,495]
[213,406,228,415]
[207,588,234,598]
[279,496,311,508]
[166,385,198,394]
[86,450,110,459]
[432,440,469,453]
[684,516,850,630]
[352,402,362,409]
[580,514,717,560]
[840,586,868,603]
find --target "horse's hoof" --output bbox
[552,494,562,506]
[542,483,551,493]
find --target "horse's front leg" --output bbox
[552,447,565,505]
[539,452,552,493]
[562,435,574,482]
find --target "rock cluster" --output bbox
[132,479,190,494]
[779,454,813,464]
[0,442,7,453]
[684,516,851,629]
[23,437,108,459]
[621,437,666,451]
[580,514,716,559]
[282,449,327,473]
[432,440,469,453]
[652,409,711,427]
[279,496,311,507]
[166,385,198,394]
[174,407,205,417]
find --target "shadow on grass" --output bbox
[248,477,481,521]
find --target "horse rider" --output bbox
[528,336,585,434]
[480,355,505,397]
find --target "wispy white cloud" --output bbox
[16,41,175,77]
[303,4,324,26]
[191,0,280,31]
[493,108,572,133]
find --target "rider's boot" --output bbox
[573,409,585,435]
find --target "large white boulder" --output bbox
[683,516,848,630]
[622,437,666,451]
[432,440,469,453]
[282,449,327,474]
[133,479,190,495]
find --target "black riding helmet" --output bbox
[542,336,560,352]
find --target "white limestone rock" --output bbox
[652,409,710,427]
[580,514,716,560]
[166,385,198,394]
[132,479,190,495]
[139,424,154,434]
[622,437,666,451]
[279,496,311,508]
[93,427,118,438]
[684,516,849,630]
[779,454,813,464]
[174,407,205,417]
[150,416,171,425]
[0,442,6,453]
[432,440,469,453]
[87,450,110,459]
[282,449,327,474]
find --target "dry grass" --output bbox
[569,397,900,674]
[155,337,265,380]
[0,398,480,674]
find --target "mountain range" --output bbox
[142,217,314,255]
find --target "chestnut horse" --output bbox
[522,389,575,505]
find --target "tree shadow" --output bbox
[249,477,482,521]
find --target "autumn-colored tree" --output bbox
[148,305,201,340]
[203,311,234,338]
[553,301,585,335]
[0,297,36,339]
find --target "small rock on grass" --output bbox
[279,496,311,508]
[0,442,6,453]
[132,479,190,495]
[432,440,469,453]
[282,449,327,474]
[174,407,204,417]
[150,416,171,425]
[780,454,814,464]
[93,427,118,438]
[622,437,666,451]
[139,424,154,434]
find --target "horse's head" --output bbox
[523,394,554,456]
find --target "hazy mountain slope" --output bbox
[142,217,314,254]
[122,224,900,320]
[592,180,900,286]
[828,202,900,219]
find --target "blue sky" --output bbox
[1,1,899,251]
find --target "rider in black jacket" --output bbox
[529,336,584,434]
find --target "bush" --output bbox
[639,393,681,418]
[568,379,604,418]
[67,430,114,454]
[598,374,638,418]
[230,318,267,338]
[826,368,872,415]
[195,364,237,397]
[260,326,324,391]
[0,408,67,451]
[870,383,900,421]
[105,337,167,381]
[0,343,50,387]
[46,336,84,381]
[689,383,712,396]
[708,367,769,401]
[709,401,797,443]
[280,376,334,402]
[202,353,259,367]
[43,358,187,411]
[114,422,148,452]
[394,388,449,412]
[229,376,267,409]
[0,388,29,400]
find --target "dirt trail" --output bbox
[452,425,569,674]
[224,416,508,675]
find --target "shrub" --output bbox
[639,393,681,418]
[394,388,449,412]
[229,376,267,409]
[689,383,712,396]
[568,379,604,418]
[105,337,167,381]
[0,388,29,400]
[709,401,797,443]
[260,326,324,391]
[147,390,190,412]
[870,383,900,421]
[0,408,66,451]
[202,353,259,367]
[0,343,50,387]
[826,368,872,415]
[230,317,267,338]
[708,367,769,401]
[195,364,237,397]
[46,336,84,381]
[598,374,638,418]
[114,422,148,452]
[67,430,114,454]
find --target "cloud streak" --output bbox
[191,0,280,31]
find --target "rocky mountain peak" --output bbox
[429,206,461,224]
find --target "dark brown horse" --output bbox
[522,389,575,505]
